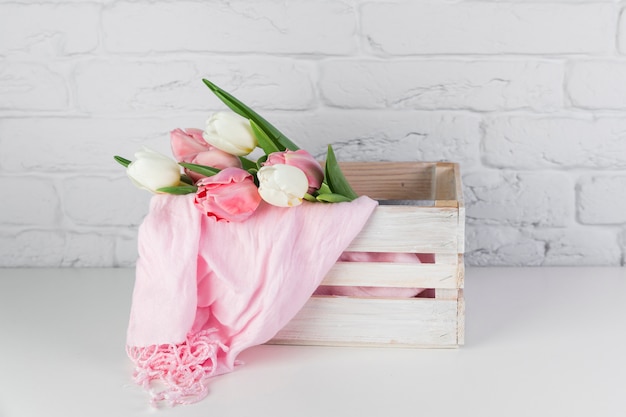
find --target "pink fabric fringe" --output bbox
[126,329,228,406]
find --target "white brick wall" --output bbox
[1,0,625,267]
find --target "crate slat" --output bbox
[272,296,461,348]
[323,261,461,289]
[347,206,460,253]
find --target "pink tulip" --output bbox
[194,167,261,223]
[171,128,242,182]
[170,128,208,161]
[264,150,324,193]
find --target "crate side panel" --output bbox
[271,297,459,347]
[347,206,460,253]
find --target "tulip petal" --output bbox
[257,164,308,207]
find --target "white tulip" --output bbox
[257,164,309,207]
[126,148,181,193]
[203,111,257,156]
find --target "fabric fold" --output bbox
[126,194,378,405]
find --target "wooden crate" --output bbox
[270,162,465,348]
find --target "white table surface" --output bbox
[0,267,624,417]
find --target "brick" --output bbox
[532,227,621,266]
[361,3,613,54]
[74,58,315,113]
[618,11,626,55]
[103,1,356,54]
[483,116,626,169]
[268,110,482,167]
[620,229,626,266]
[62,233,115,267]
[0,62,68,111]
[0,112,479,172]
[578,175,626,224]
[465,225,546,266]
[0,116,203,173]
[463,170,574,227]
[0,230,65,267]
[0,177,59,226]
[320,59,562,111]
[115,232,139,267]
[465,225,622,266]
[567,61,626,109]
[0,4,98,56]
[63,176,151,227]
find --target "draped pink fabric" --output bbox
[126,194,378,405]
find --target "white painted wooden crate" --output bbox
[271,162,465,348]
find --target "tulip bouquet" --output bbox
[114,79,358,223]
[119,80,382,406]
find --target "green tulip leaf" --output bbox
[274,131,300,152]
[324,145,358,201]
[256,154,268,170]
[316,193,352,203]
[180,162,220,177]
[250,120,281,155]
[238,156,257,171]
[156,185,198,195]
[180,174,194,185]
[114,155,132,168]
[202,79,299,151]
[303,193,317,202]
[317,182,332,195]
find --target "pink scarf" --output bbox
[126,193,377,405]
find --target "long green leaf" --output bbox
[250,120,281,155]
[202,79,299,151]
[324,145,358,200]
[114,155,131,168]
[316,193,352,203]
[156,185,198,195]
[179,162,220,177]
[238,156,257,171]
[317,182,332,195]
[180,174,194,185]
[256,154,268,170]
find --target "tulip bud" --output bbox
[170,128,208,161]
[202,111,257,156]
[171,128,242,182]
[126,148,181,193]
[264,150,324,193]
[195,167,261,222]
[257,164,309,207]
